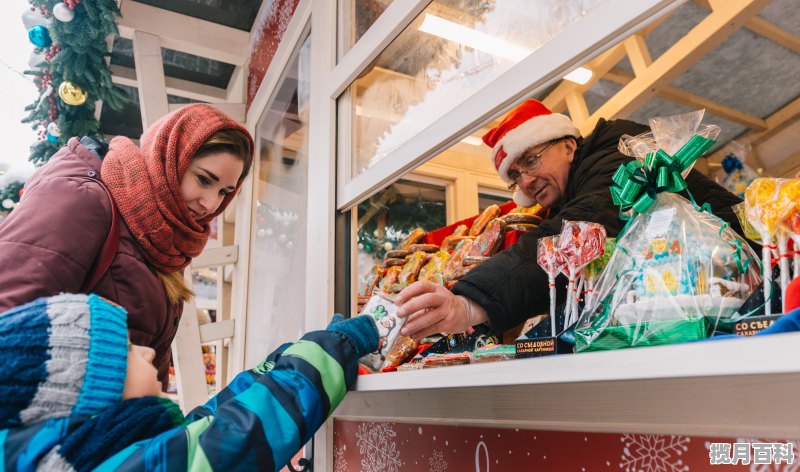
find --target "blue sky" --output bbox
[0,0,44,184]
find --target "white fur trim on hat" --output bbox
[493,113,580,184]
[512,188,537,208]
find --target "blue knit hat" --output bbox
[0,293,129,427]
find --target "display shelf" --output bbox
[334,332,800,437]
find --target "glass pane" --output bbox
[356,179,446,282]
[246,33,312,368]
[342,0,606,179]
[478,191,512,212]
[345,0,394,51]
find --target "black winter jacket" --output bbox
[452,119,745,333]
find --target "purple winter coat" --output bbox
[0,138,181,388]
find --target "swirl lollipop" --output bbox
[558,221,607,326]
[776,180,800,300]
[537,235,566,337]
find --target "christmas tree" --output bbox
[21,0,125,166]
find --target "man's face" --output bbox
[509,138,575,208]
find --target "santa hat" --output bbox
[482,99,580,207]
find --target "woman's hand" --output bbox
[395,282,488,339]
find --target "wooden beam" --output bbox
[744,16,800,54]
[199,319,235,343]
[542,44,628,114]
[110,65,228,103]
[565,91,590,124]
[582,0,771,136]
[133,30,169,129]
[118,0,248,66]
[191,245,239,269]
[169,102,246,123]
[226,66,247,103]
[623,34,653,75]
[603,67,768,131]
[706,96,800,169]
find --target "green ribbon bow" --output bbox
[610,134,716,220]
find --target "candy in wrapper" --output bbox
[382,335,419,370]
[422,352,471,368]
[443,239,474,284]
[469,205,501,236]
[501,213,542,225]
[383,257,406,267]
[385,249,410,259]
[441,235,473,252]
[470,344,516,363]
[398,251,426,285]
[450,224,469,237]
[378,266,402,292]
[507,223,537,232]
[397,228,426,250]
[358,292,407,371]
[509,204,542,215]
[418,251,449,283]
[358,265,383,297]
[408,243,440,253]
[468,218,506,257]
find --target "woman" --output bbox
[0,104,254,389]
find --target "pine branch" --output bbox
[22,0,124,166]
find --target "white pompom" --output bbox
[22,10,47,30]
[2,199,15,210]
[47,122,61,137]
[52,3,75,22]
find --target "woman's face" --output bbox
[181,151,244,221]
[122,344,164,399]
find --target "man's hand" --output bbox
[395,282,488,339]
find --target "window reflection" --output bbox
[346,0,394,51]
[246,33,311,367]
[356,180,447,280]
[344,0,605,178]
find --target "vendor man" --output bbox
[396,99,744,339]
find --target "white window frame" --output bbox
[332,0,686,211]
[230,0,313,374]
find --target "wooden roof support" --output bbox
[579,0,771,136]
[110,65,228,103]
[133,30,169,129]
[118,0,249,66]
[707,96,800,173]
[603,68,768,131]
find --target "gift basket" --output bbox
[574,110,762,352]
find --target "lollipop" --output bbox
[558,221,607,326]
[776,180,800,300]
[778,179,800,280]
[745,178,793,315]
[582,238,616,308]
[537,235,566,337]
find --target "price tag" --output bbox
[646,208,676,238]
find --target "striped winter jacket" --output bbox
[0,329,362,471]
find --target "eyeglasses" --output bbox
[506,139,560,190]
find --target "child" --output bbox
[0,293,378,471]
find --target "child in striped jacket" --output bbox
[0,293,378,471]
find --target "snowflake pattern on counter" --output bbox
[429,449,448,472]
[620,434,690,472]
[356,422,402,472]
[735,438,800,472]
[333,444,348,472]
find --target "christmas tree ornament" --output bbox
[52,3,75,22]
[58,80,87,106]
[27,51,47,69]
[46,122,61,138]
[21,10,47,29]
[383,242,393,251]
[46,132,59,143]
[2,199,15,210]
[28,25,52,48]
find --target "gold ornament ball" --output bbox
[58,81,88,106]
